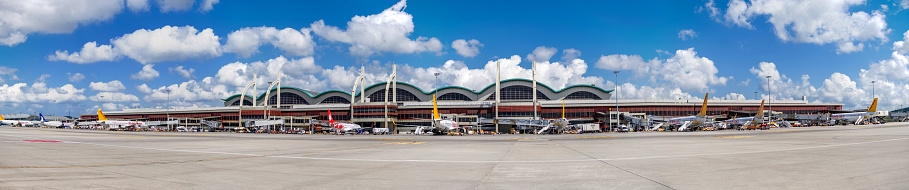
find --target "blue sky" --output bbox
[1,0,909,116]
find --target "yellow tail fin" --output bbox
[432,94,440,120]
[697,93,709,116]
[0,114,4,120]
[867,98,878,113]
[97,109,108,121]
[562,99,566,118]
[755,100,765,117]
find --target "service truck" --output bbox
[577,123,600,133]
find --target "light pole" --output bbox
[614,71,619,131]
[754,92,758,100]
[871,81,875,100]
[766,76,771,124]
[53,100,56,119]
[166,89,171,131]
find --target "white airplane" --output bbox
[97,109,146,129]
[38,113,69,128]
[395,94,461,135]
[665,93,712,131]
[0,114,37,127]
[724,100,765,125]
[830,98,879,124]
[327,109,361,133]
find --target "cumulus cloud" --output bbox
[310,0,442,56]
[141,77,231,106]
[595,48,730,91]
[169,66,195,79]
[616,83,695,100]
[36,74,51,83]
[0,66,19,84]
[131,64,160,81]
[678,29,697,40]
[51,25,221,64]
[47,42,117,63]
[67,73,85,83]
[223,26,315,58]
[89,92,139,102]
[0,0,123,46]
[561,49,581,61]
[89,80,126,92]
[0,83,87,103]
[216,56,326,92]
[451,39,483,57]
[894,30,909,54]
[526,46,558,63]
[126,0,150,12]
[200,0,219,12]
[136,84,153,94]
[157,0,194,12]
[902,0,909,9]
[716,0,889,54]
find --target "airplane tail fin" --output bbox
[697,93,709,116]
[327,109,334,125]
[97,109,108,121]
[755,100,765,117]
[0,114,4,120]
[432,94,440,120]
[562,99,566,119]
[39,113,47,122]
[867,98,878,113]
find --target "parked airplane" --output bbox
[665,93,712,131]
[0,114,36,127]
[395,94,461,135]
[327,109,361,133]
[724,100,765,125]
[830,98,879,124]
[97,109,146,129]
[38,113,68,128]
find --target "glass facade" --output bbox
[485,86,550,101]
[564,91,602,100]
[438,93,472,101]
[231,100,253,106]
[320,96,351,104]
[267,92,308,105]
[367,88,420,102]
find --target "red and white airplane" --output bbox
[0,114,37,127]
[327,109,361,133]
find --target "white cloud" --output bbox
[701,0,721,21]
[748,62,817,101]
[595,48,730,91]
[678,29,697,40]
[36,74,50,83]
[894,30,909,54]
[0,82,87,103]
[223,27,315,58]
[718,0,889,54]
[47,42,117,63]
[131,64,160,81]
[310,0,442,56]
[136,84,153,94]
[127,0,150,12]
[526,46,557,62]
[0,0,123,46]
[89,92,139,102]
[142,77,231,105]
[216,56,326,92]
[616,83,695,100]
[89,80,126,92]
[169,66,195,79]
[112,25,221,64]
[67,73,85,83]
[561,49,581,61]
[200,0,218,12]
[157,0,194,12]
[738,79,751,86]
[52,25,222,64]
[902,0,909,9]
[451,39,483,57]
[0,66,19,83]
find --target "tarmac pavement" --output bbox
[1,123,907,189]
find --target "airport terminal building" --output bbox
[81,78,843,133]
